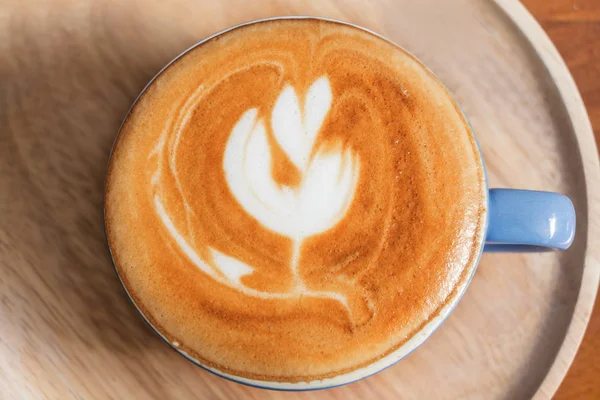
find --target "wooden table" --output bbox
[522,0,600,398]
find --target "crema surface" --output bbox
[105,19,487,382]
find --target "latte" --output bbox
[105,18,487,382]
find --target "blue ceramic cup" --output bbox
[110,16,576,391]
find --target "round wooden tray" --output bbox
[1,0,599,399]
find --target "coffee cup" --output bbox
[104,16,575,390]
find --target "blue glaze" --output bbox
[484,189,575,252]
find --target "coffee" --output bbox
[105,19,486,382]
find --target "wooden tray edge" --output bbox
[493,1,600,398]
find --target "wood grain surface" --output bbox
[521,1,600,398]
[1,1,599,399]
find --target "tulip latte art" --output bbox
[105,19,487,382]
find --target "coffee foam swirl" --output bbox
[151,73,364,319]
[105,19,487,382]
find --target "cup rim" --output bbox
[103,15,489,391]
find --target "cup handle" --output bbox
[484,189,575,252]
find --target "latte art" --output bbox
[224,77,358,240]
[105,19,487,382]
[153,76,364,319]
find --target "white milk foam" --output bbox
[224,77,358,239]
[153,76,359,309]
